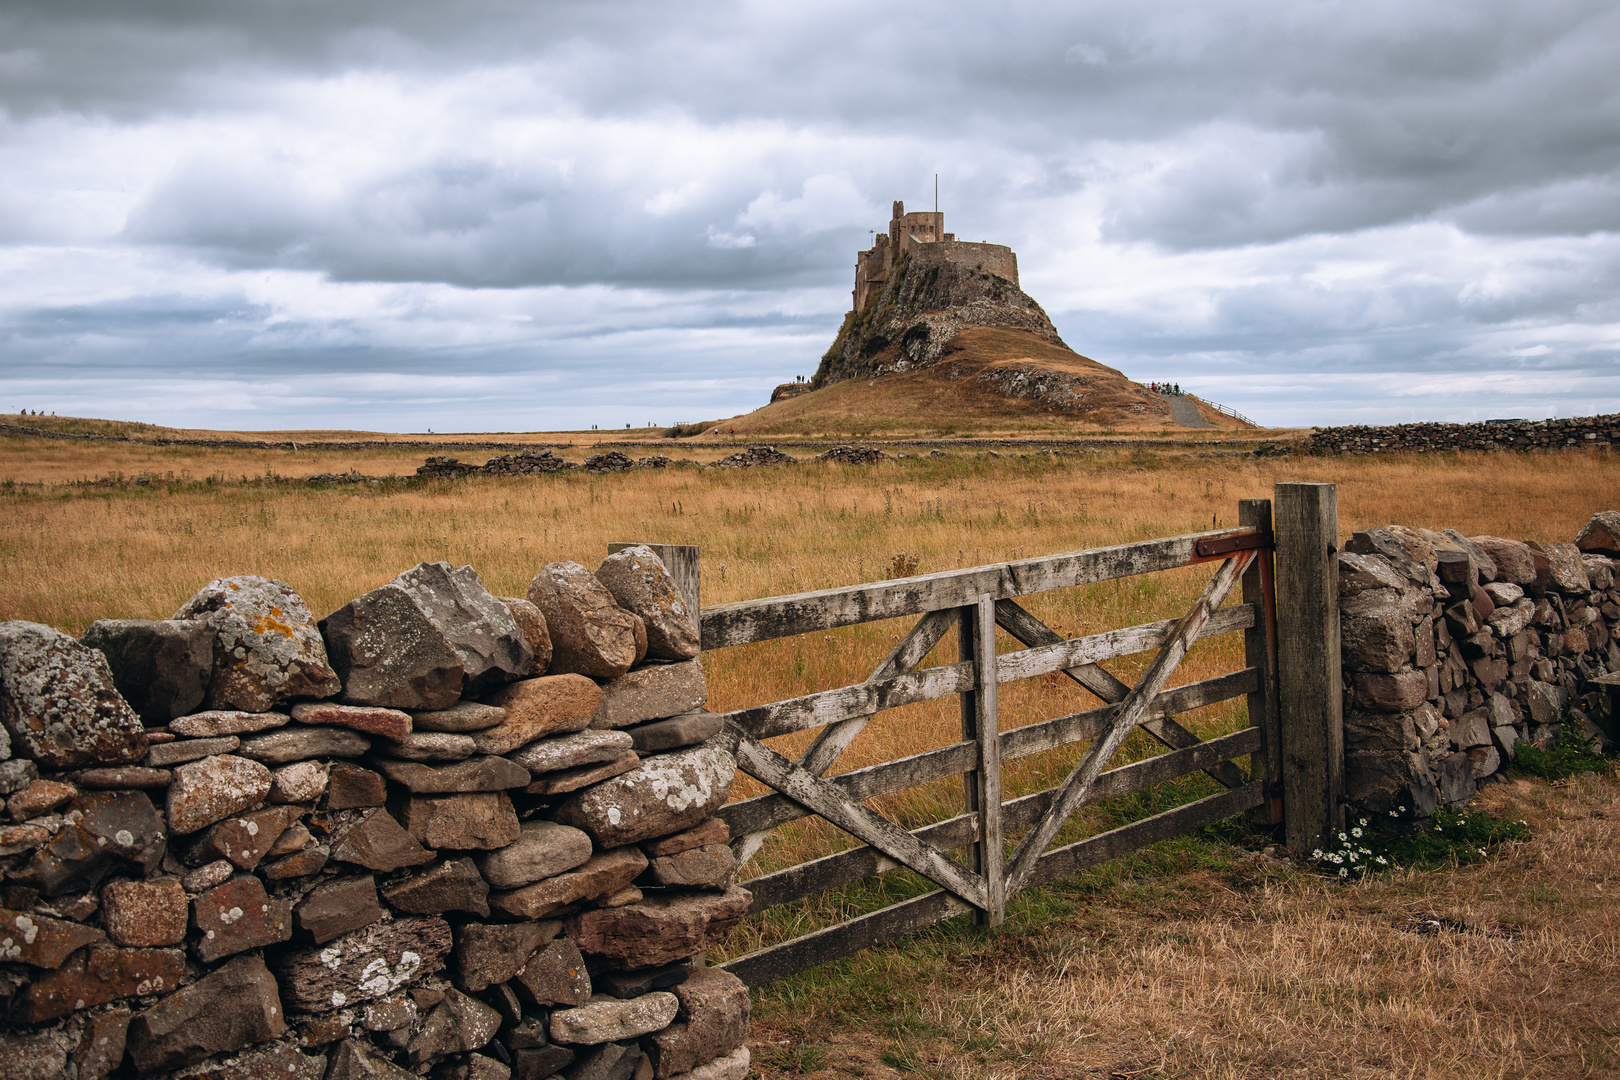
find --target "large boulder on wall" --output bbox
[0,621,149,769]
[174,576,342,712]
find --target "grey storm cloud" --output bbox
[0,0,1617,429]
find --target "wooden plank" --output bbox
[994,604,1254,684]
[964,595,1005,925]
[700,525,1271,648]
[718,889,972,988]
[717,604,1252,742]
[993,599,1251,789]
[1028,781,1265,888]
[731,735,989,909]
[721,661,975,740]
[609,542,701,623]
[1238,498,1282,825]
[1273,483,1344,850]
[730,608,958,868]
[1002,550,1256,895]
[718,668,1259,839]
[724,777,1265,989]
[742,726,1260,912]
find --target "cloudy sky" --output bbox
[2,0,1617,431]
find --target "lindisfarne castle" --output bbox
[851,200,1020,312]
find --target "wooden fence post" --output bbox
[608,542,701,623]
[958,595,1005,926]
[1272,483,1343,850]
[1239,498,1282,826]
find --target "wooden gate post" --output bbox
[1272,483,1343,850]
[1238,498,1282,825]
[958,595,1006,926]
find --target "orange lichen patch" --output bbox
[251,614,298,638]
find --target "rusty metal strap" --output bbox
[1194,529,1273,559]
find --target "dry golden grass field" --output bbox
[2,426,1618,1078]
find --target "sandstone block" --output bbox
[292,702,412,741]
[1344,529,1432,584]
[524,751,642,797]
[186,1041,329,1080]
[182,859,234,892]
[553,746,735,848]
[274,915,451,1013]
[1351,669,1428,713]
[296,874,384,945]
[7,778,75,822]
[594,962,689,999]
[146,734,239,767]
[409,701,505,732]
[565,887,752,969]
[477,819,593,890]
[641,817,730,857]
[327,761,388,808]
[407,988,503,1065]
[528,562,641,678]
[590,660,709,730]
[1528,541,1592,594]
[77,766,170,789]
[263,845,329,881]
[168,754,272,834]
[1342,606,1415,673]
[490,846,648,920]
[510,729,634,775]
[500,595,552,677]
[512,935,592,1007]
[1344,749,1438,819]
[326,1040,419,1080]
[371,755,531,793]
[238,726,371,765]
[475,674,602,754]
[393,790,521,850]
[270,760,329,803]
[675,1047,749,1080]
[73,1006,131,1080]
[0,905,105,966]
[330,808,434,871]
[191,875,292,962]
[643,844,736,890]
[1575,510,1620,556]
[452,918,560,992]
[100,878,187,947]
[596,547,701,661]
[384,730,477,761]
[550,992,678,1045]
[644,968,749,1079]
[0,621,148,769]
[81,617,213,723]
[624,711,724,756]
[560,1043,642,1080]
[16,944,184,1024]
[174,576,341,712]
[321,582,463,711]
[171,710,291,737]
[193,804,303,869]
[362,996,418,1031]
[0,759,38,795]
[379,856,490,917]
[22,790,166,896]
[126,955,286,1072]
[0,1033,67,1080]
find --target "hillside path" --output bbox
[1165,394,1213,428]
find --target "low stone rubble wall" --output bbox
[1309,413,1619,455]
[0,547,749,1080]
[1340,511,1620,818]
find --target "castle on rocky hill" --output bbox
[852,201,1019,312]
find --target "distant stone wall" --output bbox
[1310,414,1619,455]
[0,549,750,1079]
[1339,512,1620,819]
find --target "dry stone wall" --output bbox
[1309,413,1619,455]
[1339,511,1620,818]
[0,547,749,1080]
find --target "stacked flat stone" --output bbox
[1308,413,1620,455]
[1341,511,1620,817]
[0,549,750,1080]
